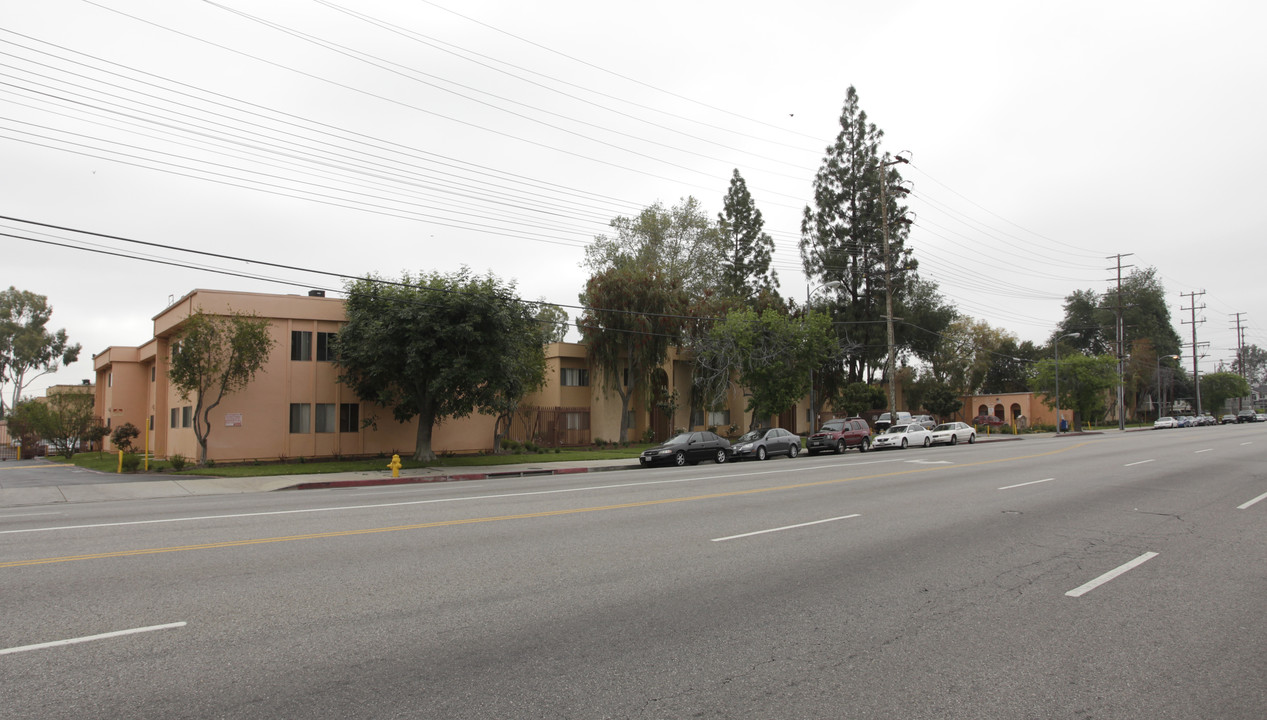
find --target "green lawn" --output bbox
[65,446,650,477]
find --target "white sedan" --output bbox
[871,423,932,450]
[1153,416,1179,429]
[929,422,976,446]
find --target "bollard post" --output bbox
[117,449,123,473]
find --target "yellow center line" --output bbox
[2,441,1095,569]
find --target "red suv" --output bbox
[806,417,871,455]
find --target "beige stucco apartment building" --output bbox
[93,289,784,462]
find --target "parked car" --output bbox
[874,411,912,433]
[730,427,801,461]
[871,422,932,450]
[639,431,731,467]
[1256,413,1267,423]
[1221,414,1238,425]
[929,422,975,445]
[1237,410,1256,423]
[807,417,871,455]
[911,415,937,430]
[1154,416,1179,429]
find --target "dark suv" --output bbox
[807,417,871,455]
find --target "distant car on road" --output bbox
[730,427,801,461]
[872,423,932,450]
[929,422,975,445]
[807,417,871,455]
[1237,410,1256,423]
[1154,416,1179,429]
[639,431,730,467]
[1221,414,1238,424]
[874,411,912,433]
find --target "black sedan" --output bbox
[729,427,801,461]
[639,431,731,467]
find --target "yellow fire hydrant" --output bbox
[387,453,402,478]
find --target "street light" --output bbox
[1156,353,1180,420]
[1054,332,1079,433]
[878,153,910,426]
[807,280,842,434]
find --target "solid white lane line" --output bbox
[1237,491,1267,510]
[712,514,860,542]
[1124,459,1155,467]
[1241,442,1253,446]
[1065,552,1159,597]
[0,512,63,519]
[0,622,186,655]
[999,478,1054,490]
[1194,449,1213,454]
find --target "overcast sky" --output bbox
[4,0,1265,398]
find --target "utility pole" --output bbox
[878,153,909,425]
[1181,290,1208,415]
[1107,253,1134,431]
[1230,312,1247,410]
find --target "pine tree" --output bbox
[718,169,778,303]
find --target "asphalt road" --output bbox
[2,426,1265,719]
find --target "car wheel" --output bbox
[836,440,846,454]
[714,449,728,464]
[757,446,768,461]
[639,457,648,467]
[923,436,931,447]
[950,434,957,446]
[900,438,908,449]
[788,443,799,459]
[968,433,976,444]
[674,451,687,466]
[860,438,869,453]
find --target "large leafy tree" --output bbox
[982,338,1043,394]
[1232,344,1267,387]
[584,197,724,303]
[531,299,570,343]
[1200,372,1251,414]
[0,287,82,417]
[7,391,97,458]
[1030,353,1118,431]
[800,86,914,385]
[577,262,685,443]
[168,311,275,465]
[693,309,834,429]
[928,317,1015,396]
[337,269,546,462]
[717,169,778,303]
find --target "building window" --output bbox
[560,368,589,387]
[339,403,360,433]
[182,406,192,428]
[171,408,178,428]
[107,372,112,387]
[316,332,337,362]
[564,412,588,430]
[151,367,156,382]
[289,403,311,433]
[706,410,730,427]
[291,331,312,361]
[315,403,335,433]
[149,415,154,431]
[691,409,703,427]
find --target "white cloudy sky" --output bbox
[3,0,1265,397]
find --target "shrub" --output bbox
[111,423,140,453]
[206,459,216,468]
[120,453,141,472]
[168,454,188,471]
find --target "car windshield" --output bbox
[664,433,693,445]
[820,421,845,432]
[886,424,908,434]
[736,429,766,443]
[933,424,954,432]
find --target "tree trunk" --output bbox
[413,399,437,462]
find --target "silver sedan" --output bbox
[929,422,976,446]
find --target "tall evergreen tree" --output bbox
[800,86,914,384]
[718,169,778,303]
